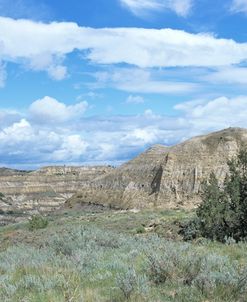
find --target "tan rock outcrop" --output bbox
[0,165,113,224]
[68,128,247,209]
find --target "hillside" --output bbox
[68,127,247,209]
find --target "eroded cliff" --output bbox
[68,128,247,209]
[0,165,113,225]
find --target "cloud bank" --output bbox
[1,95,247,168]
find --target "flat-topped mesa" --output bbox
[0,165,114,224]
[67,127,247,210]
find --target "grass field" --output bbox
[1,207,247,302]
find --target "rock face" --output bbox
[68,128,247,209]
[0,166,113,225]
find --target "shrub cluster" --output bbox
[144,240,247,301]
[182,148,247,242]
[28,214,48,231]
[1,225,247,301]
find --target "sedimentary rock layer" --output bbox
[0,165,113,224]
[68,128,247,209]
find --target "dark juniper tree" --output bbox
[184,147,247,242]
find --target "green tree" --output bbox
[225,149,247,239]
[196,172,231,241]
[183,147,247,242]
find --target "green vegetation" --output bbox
[1,208,247,301]
[28,214,48,231]
[136,226,145,234]
[182,148,247,243]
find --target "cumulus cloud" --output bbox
[1,16,247,82]
[120,0,193,17]
[1,95,247,168]
[0,118,89,166]
[231,0,247,14]
[51,135,89,161]
[123,127,159,144]
[0,109,21,128]
[0,119,34,143]
[175,96,247,131]
[29,96,88,124]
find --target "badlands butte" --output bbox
[1,127,247,224]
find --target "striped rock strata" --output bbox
[0,166,113,225]
[67,128,247,210]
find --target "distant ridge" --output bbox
[0,165,113,225]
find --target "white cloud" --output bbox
[0,117,89,165]
[1,95,247,168]
[126,95,145,104]
[123,127,159,144]
[51,135,89,161]
[84,28,247,68]
[47,65,67,81]
[203,66,247,84]
[24,52,68,80]
[1,16,247,81]
[120,0,193,17]
[92,68,197,94]
[29,96,88,123]
[172,0,193,16]
[175,96,247,130]
[121,0,162,12]
[0,109,21,128]
[95,143,116,160]
[231,0,247,14]
[0,119,34,143]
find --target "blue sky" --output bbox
[1,0,247,168]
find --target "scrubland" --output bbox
[1,208,247,302]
